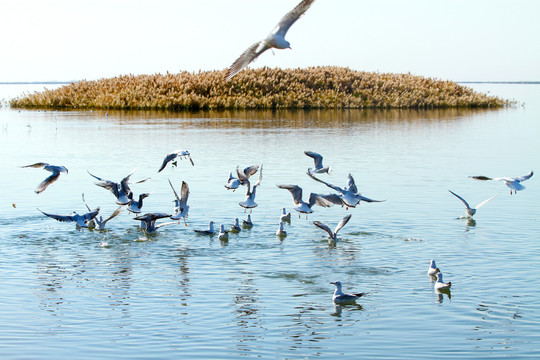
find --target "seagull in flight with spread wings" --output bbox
[226,0,316,80]
[448,190,497,218]
[469,171,533,194]
[21,162,68,194]
[313,214,352,242]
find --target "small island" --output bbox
[9,66,509,110]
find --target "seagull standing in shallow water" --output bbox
[469,171,533,194]
[313,214,352,242]
[330,281,367,303]
[22,162,68,194]
[226,0,316,80]
[448,190,497,218]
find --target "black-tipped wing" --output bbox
[516,171,534,182]
[38,209,74,223]
[158,153,177,172]
[469,175,492,181]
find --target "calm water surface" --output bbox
[1,84,539,359]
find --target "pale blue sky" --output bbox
[1,0,539,82]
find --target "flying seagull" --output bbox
[158,150,194,172]
[82,193,123,230]
[313,214,352,242]
[448,190,497,218]
[330,281,367,303]
[38,207,100,230]
[305,151,331,175]
[239,165,263,211]
[88,169,149,206]
[469,171,533,194]
[277,184,336,216]
[169,179,190,224]
[226,0,316,80]
[22,162,68,194]
[127,193,150,214]
[134,212,174,234]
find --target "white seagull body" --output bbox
[277,184,335,215]
[230,218,242,233]
[38,207,100,229]
[194,221,215,236]
[330,281,367,303]
[158,150,194,172]
[88,169,149,206]
[280,208,291,223]
[226,0,316,80]
[127,193,150,214]
[427,259,440,277]
[82,193,123,230]
[134,212,174,234]
[434,272,452,290]
[469,171,533,194]
[307,172,384,208]
[448,190,497,218]
[313,214,352,242]
[22,162,68,194]
[239,165,263,210]
[305,151,331,175]
[218,224,229,241]
[236,165,260,187]
[224,171,241,191]
[276,221,287,237]
[169,179,190,223]
[242,214,253,228]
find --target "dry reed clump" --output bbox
[10,67,509,110]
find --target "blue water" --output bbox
[0,84,539,359]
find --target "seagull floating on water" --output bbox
[158,150,194,173]
[218,224,229,241]
[239,165,263,211]
[230,218,242,233]
[226,0,316,80]
[448,190,497,218]
[38,207,100,230]
[280,208,291,223]
[427,259,440,277]
[22,162,68,194]
[276,221,287,238]
[242,214,253,228]
[305,151,331,175]
[330,281,367,303]
[307,172,384,208]
[313,214,352,242]
[277,184,335,216]
[434,272,452,290]
[127,193,150,214]
[194,221,215,236]
[134,212,174,234]
[469,171,533,194]
[169,179,190,224]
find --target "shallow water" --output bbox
[0,84,539,359]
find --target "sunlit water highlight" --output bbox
[0,84,539,359]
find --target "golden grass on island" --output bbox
[10,67,509,110]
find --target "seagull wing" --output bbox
[187,154,195,166]
[313,220,334,238]
[81,193,92,212]
[346,173,358,193]
[21,162,47,168]
[307,172,343,193]
[168,179,181,202]
[357,195,385,203]
[253,165,263,188]
[273,0,316,37]
[334,214,352,235]
[83,208,100,221]
[449,190,472,210]
[243,164,260,180]
[38,208,74,223]
[304,151,323,169]
[102,206,123,225]
[469,175,493,181]
[309,193,341,208]
[515,171,534,182]
[35,171,61,194]
[158,153,177,172]
[226,41,271,80]
[277,184,303,205]
[475,194,498,209]
[155,221,177,229]
[180,181,190,207]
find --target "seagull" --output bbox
[230,218,242,233]
[330,281,367,303]
[169,179,190,224]
[224,171,241,191]
[194,221,215,236]
[427,259,440,277]
[218,224,229,241]
[226,0,316,80]
[277,184,336,216]
[242,214,253,228]
[469,171,533,194]
[239,165,263,211]
[448,190,497,218]
[158,150,194,172]
[22,162,68,194]
[276,221,287,238]
[127,193,150,214]
[88,169,149,206]
[236,165,260,187]
[280,208,291,223]
[38,207,100,230]
[82,193,123,230]
[313,214,352,242]
[434,272,452,290]
[307,172,384,208]
[305,151,331,175]
[134,212,174,234]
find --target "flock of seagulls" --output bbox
[22,146,533,303]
